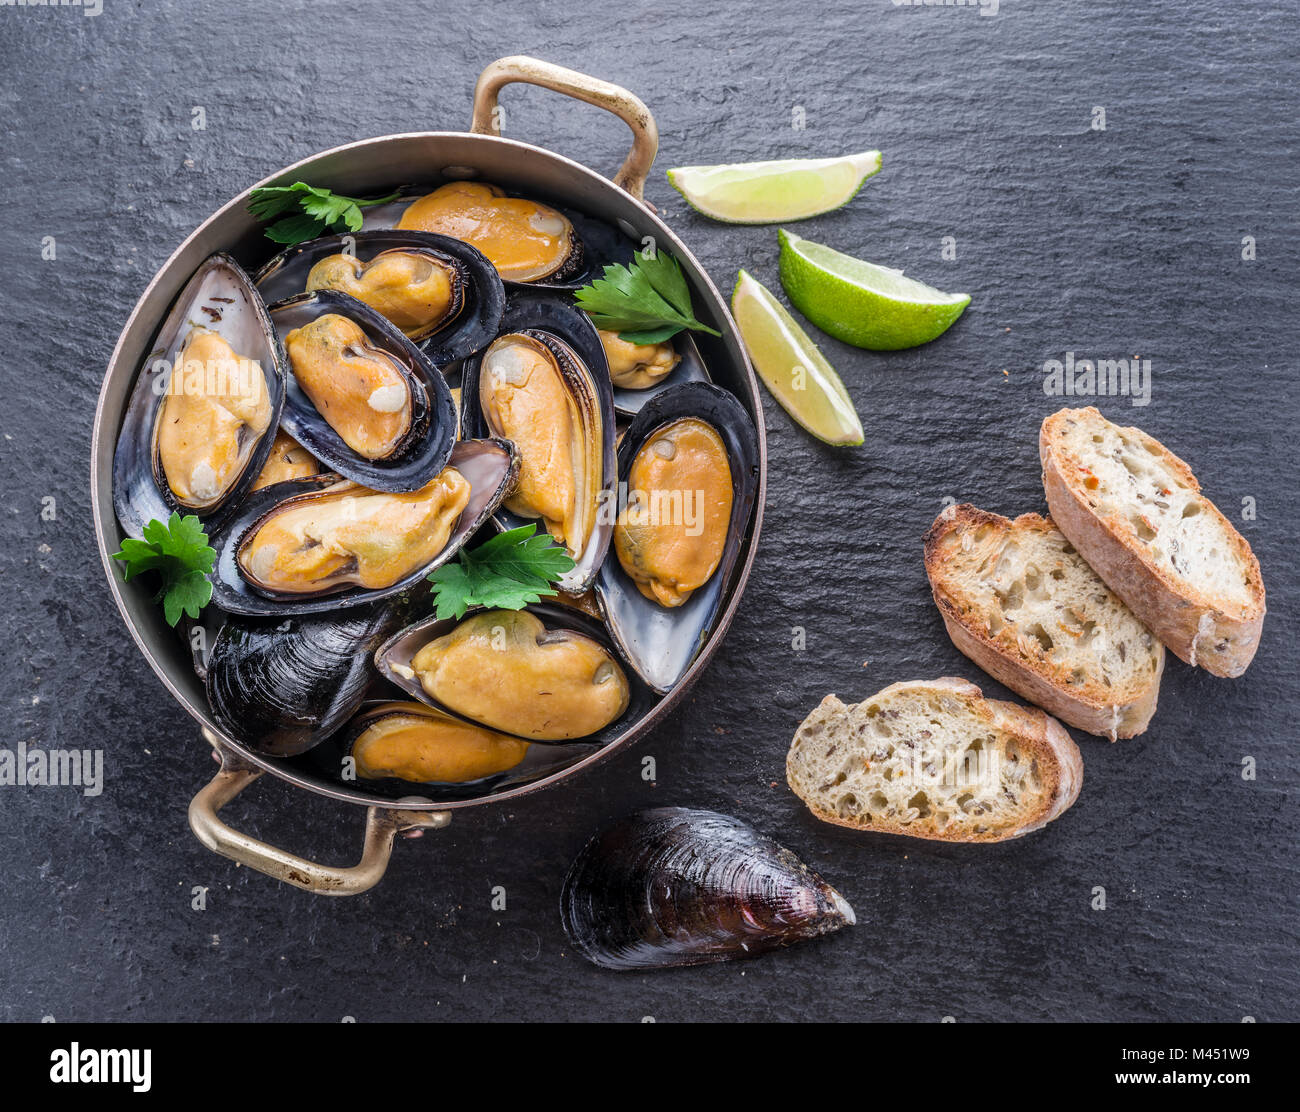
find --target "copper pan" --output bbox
[89,57,767,894]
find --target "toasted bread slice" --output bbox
[1040,407,1265,676]
[786,678,1083,843]
[924,504,1164,739]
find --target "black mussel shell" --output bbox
[596,382,760,694]
[268,289,456,492]
[205,600,408,757]
[253,230,505,364]
[208,437,519,617]
[561,808,855,971]
[113,253,286,539]
[460,288,618,594]
[373,604,657,747]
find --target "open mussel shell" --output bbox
[268,289,456,492]
[596,382,760,694]
[253,230,505,364]
[301,700,601,803]
[112,253,286,539]
[607,329,713,417]
[206,599,408,757]
[208,437,519,617]
[374,604,656,747]
[561,808,855,971]
[361,182,635,290]
[460,288,617,594]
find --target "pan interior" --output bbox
[92,131,766,810]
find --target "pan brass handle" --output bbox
[470,55,659,203]
[188,733,450,896]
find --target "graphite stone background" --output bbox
[0,0,1296,1021]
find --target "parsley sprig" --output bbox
[428,524,576,621]
[111,513,215,627]
[247,182,402,245]
[574,250,722,344]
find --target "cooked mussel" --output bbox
[395,182,582,284]
[209,437,519,616]
[376,605,652,744]
[251,429,320,490]
[346,701,530,785]
[598,330,680,390]
[113,253,285,538]
[268,290,456,492]
[597,383,760,693]
[615,416,733,608]
[237,469,471,597]
[254,230,504,363]
[206,601,405,757]
[560,808,855,970]
[461,290,617,593]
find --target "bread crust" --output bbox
[1039,407,1265,677]
[786,679,1084,844]
[923,503,1163,739]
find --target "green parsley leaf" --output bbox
[574,250,722,344]
[427,524,576,620]
[112,513,216,627]
[247,182,401,246]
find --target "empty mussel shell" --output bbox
[268,289,457,492]
[112,253,286,538]
[460,288,617,594]
[374,604,656,746]
[596,382,760,694]
[208,437,519,616]
[253,230,505,364]
[206,599,407,757]
[362,181,635,289]
[560,807,855,971]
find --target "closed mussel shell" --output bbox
[460,288,617,594]
[113,253,286,538]
[253,230,505,364]
[206,599,407,757]
[596,382,760,694]
[268,289,457,492]
[207,437,519,617]
[561,808,855,971]
[374,604,655,746]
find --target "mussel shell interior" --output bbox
[596,382,761,694]
[373,604,657,747]
[112,253,286,539]
[268,289,457,492]
[207,437,519,616]
[459,288,618,594]
[253,230,505,364]
[609,329,714,417]
[361,184,635,290]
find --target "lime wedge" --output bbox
[778,229,970,350]
[667,152,882,224]
[731,269,864,446]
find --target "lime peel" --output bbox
[778,229,970,351]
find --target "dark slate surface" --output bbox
[1,0,1296,1022]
